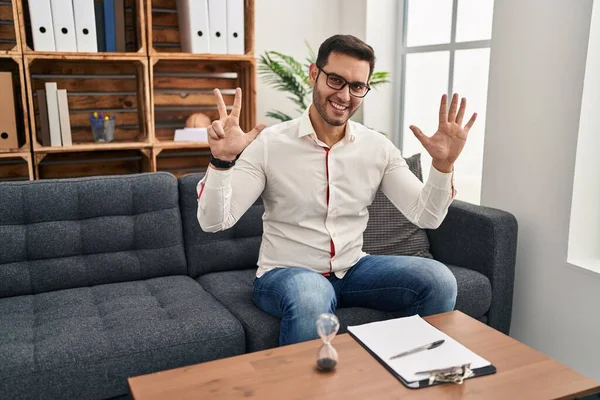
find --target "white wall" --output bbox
[254,0,341,126]
[482,0,600,381]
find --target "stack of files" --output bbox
[347,315,496,388]
[27,0,127,52]
[36,82,72,147]
[0,72,19,150]
[176,0,245,54]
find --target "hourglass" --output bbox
[316,313,340,372]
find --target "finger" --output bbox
[247,123,267,141]
[464,113,478,132]
[207,125,220,140]
[456,97,467,126]
[230,87,242,120]
[212,120,226,139]
[409,125,429,147]
[213,89,227,120]
[438,94,448,124]
[447,93,459,123]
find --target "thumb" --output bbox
[247,123,267,141]
[409,125,429,147]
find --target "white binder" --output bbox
[208,0,227,54]
[177,0,211,53]
[226,0,244,54]
[27,0,56,51]
[49,0,78,52]
[71,0,98,52]
[44,82,62,147]
[57,90,72,146]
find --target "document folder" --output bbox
[347,315,496,389]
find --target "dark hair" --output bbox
[316,34,376,78]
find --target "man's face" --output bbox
[310,52,370,127]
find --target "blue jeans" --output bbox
[253,255,457,346]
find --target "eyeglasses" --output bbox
[317,67,371,98]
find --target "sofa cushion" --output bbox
[363,153,433,259]
[0,276,245,400]
[197,265,491,353]
[0,173,187,298]
[178,173,264,278]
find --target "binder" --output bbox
[207,0,227,54]
[72,0,98,52]
[114,0,126,52]
[226,0,244,54]
[0,72,19,149]
[27,0,56,51]
[347,316,496,389]
[103,0,116,52]
[176,0,211,53]
[94,0,106,51]
[57,90,72,146]
[50,0,78,52]
[44,82,62,147]
[36,89,51,146]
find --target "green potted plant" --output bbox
[258,42,390,122]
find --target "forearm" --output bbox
[197,168,235,232]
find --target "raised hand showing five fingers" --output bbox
[409,93,477,173]
[206,87,266,162]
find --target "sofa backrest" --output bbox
[178,173,263,278]
[0,172,187,298]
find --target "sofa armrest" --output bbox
[426,200,518,335]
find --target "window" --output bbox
[397,0,494,204]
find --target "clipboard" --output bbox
[346,315,497,389]
[348,329,496,389]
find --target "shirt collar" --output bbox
[298,105,356,143]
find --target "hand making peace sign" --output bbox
[409,93,477,173]
[207,88,266,161]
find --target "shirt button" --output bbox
[332,233,336,238]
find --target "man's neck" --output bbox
[309,104,346,148]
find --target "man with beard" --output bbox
[196,34,478,346]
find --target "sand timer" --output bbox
[316,313,340,372]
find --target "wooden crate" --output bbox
[24,54,152,151]
[35,148,152,179]
[0,151,33,181]
[147,0,254,56]
[18,0,146,55]
[0,54,29,153]
[150,56,256,146]
[0,0,21,54]
[154,147,209,177]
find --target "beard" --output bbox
[312,87,358,127]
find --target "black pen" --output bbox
[389,339,445,360]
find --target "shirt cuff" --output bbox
[204,167,232,189]
[427,165,455,193]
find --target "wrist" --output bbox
[209,153,240,169]
[432,160,454,173]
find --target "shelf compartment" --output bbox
[150,56,256,144]
[18,0,146,56]
[154,147,209,178]
[0,151,33,181]
[148,0,254,56]
[0,0,21,54]
[25,55,151,149]
[35,148,152,179]
[0,54,30,153]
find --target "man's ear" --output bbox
[309,63,319,87]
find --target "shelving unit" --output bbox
[0,0,256,181]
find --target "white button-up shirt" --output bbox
[197,107,456,278]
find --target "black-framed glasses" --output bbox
[317,67,371,98]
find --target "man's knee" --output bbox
[419,258,457,312]
[282,273,337,315]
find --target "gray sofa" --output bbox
[0,172,517,399]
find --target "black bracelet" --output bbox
[209,153,240,169]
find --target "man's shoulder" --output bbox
[350,121,393,144]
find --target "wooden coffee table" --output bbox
[128,311,600,399]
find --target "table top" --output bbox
[128,311,600,400]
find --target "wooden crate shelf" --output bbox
[0,0,21,54]
[150,56,256,146]
[35,148,152,179]
[154,147,209,177]
[0,151,33,181]
[18,0,146,56]
[0,54,29,153]
[24,55,151,150]
[148,0,254,56]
